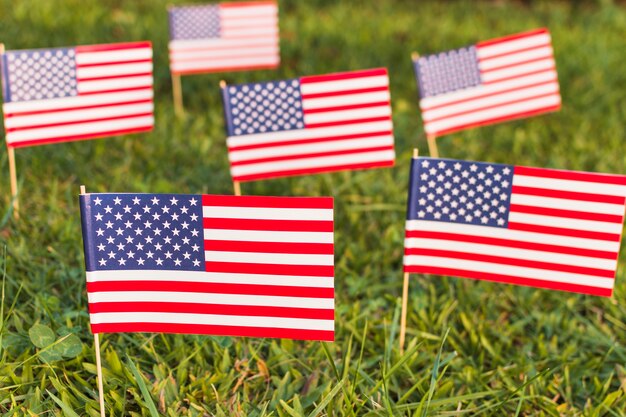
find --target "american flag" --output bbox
[222,68,395,182]
[403,157,626,297]
[168,1,279,75]
[80,193,334,341]
[413,28,561,137]
[0,42,154,148]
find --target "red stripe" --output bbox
[404,230,618,260]
[510,204,623,223]
[405,248,614,278]
[515,166,626,186]
[76,41,151,53]
[427,104,561,137]
[91,322,334,341]
[480,55,554,74]
[203,218,333,232]
[87,281,334,298]
[234,160,394,182]
[219,0,277,8]
[229,130,393,152]
[303,101,390,115]
[171,51,278,64]
[511,185,626,205]
[77,72,152,82]
[305,115,391,129]
[302,86,389,100]
[425,92,559,124]
[204,240,334,254]
[508,222,621,242]
[300,68,387,84]
[202,195,333,209]
[171,63,279,76]
[482,67,557,85]
[169,40,277,53]
[402,266,611,297]
[77,86,153,96]
[6,112,153,133]
[89,302,333,320]
[7,125,152,148]
[231,145,395,167]
[76,59,152,68]
[477,28,549,47]
[421,79,557,112]
[205,262,333,277]
[478,43,551,62]
[4,98,152,118]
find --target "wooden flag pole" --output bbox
[220,80,242,196]
[172,73,184,117]
[81,185,106,417]
[426,134,439,158]
[1,43,19,219]
[399,148,419,353]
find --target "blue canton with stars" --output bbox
[1,48,78,103]
[222,79,305,136]
[414,46,482,98]
[80,194,205,272]
[407,158,514,228]
[169,5,221,41]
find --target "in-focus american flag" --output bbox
[413,28,561,137]
[80,193,334,341]
[403,157,626,297]
[1,42,154,148]
[168,1,279,75]
[222,68,395,182]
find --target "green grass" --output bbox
[1,0,626,415]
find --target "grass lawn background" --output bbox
[1,0,626,415]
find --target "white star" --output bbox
[189,198,198,206]
[429,167,437,175]
[134,228,143,235]
[173,243,181,251]
[106,236,115,244]
[191,229,199,237]
[163,236,172,244]
[94,197,102,205]
[454,162,462,170]
[132,197,140,205]
[116,228,124,236]
[192,244,200,252]
[113,197,122,205]
[118,258,126,266]
[470,164,478,172]
[190,214,198,222]
[127,251,135,258]
[421,160,430,168]
[152,213,161,220]
[124,220,132,229]
[170,197,178,205]
[162,206,170,214]
[497,218,505,226]
[97,243,106,251]
[95,213,103,221]
[143,205,151,213]
[154,228,162,236]
[104,205,112,213]
[108,251,116,259]
[481,216,489,224]
[165,251,173,259]
[417,210,426,218]
[98,259,107,266]
[172,229,180,236]
[494,174,502,181]
[151,196,159,205]
[125,236,134,244]
[154,243,163,251]
[146,251,154,258]
[133,213,142,220]
[502,167,511,175]
[485,179,493,186]
[114,212,123,221]
[123,205,131,213]
[465,215,473,222]
[490,212,498,219]
[137,258,145,266]
[501,180,510,188]
[171,213,179,221]
[437,161,446,169]
[144,220,152,228]
[136,242,144,251]
[117,243,125,251]
[498,206,507,213]
[180,206,188,214]
[193,259,200,267]
[96,228,104,236]
[183,252,191,259]
[486,166,494,174]
[104,221,113,229]
[163,221,171,229]
[174,258,182,266]
[478,172,486,180]
[420,186,428,193]
[433,212,442,219]
[145,236,153,244]
[156,258,163,266]
[491,199,499,207]
[182,237,190,244]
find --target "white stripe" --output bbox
[481,58,555,83]
[88,292,333,309]
[76,47,152,65]
[222,27,279,38]
[419,71,557,110]
[300,75,389,95]
[89,312,333,331]
[169,36,278,51]
[229,136,394,163]
[404,238,616,271]
[86,270,333,287]
[220,16,277,29]
[5,103,154,129]
[479,46,553,71]
[220,4,278,18]
[76,62,153,79]
[204,229,333,244]
[202,206,333,221]
[405,220,620,252]
[477,33,552,59]
[510,194,625,215]
[171,56,279,73]
[422,83,559,122]
[424,95,561,134]
[77,75,153,93]
[204,251,333,265]
[513,175,626,197]
[303,106,391,125]
[227,120,393,147]
[170,46,279,62]
[2,89,153,114]
[6,115,153,143]
[303,91,390,110]
[231,150,396,177]
[402,255,614,289]
[508,212,623,234]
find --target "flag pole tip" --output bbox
[80,185,86,195]
[411,51,420,61]
[219,80,227,88]
[413,148,419,158]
